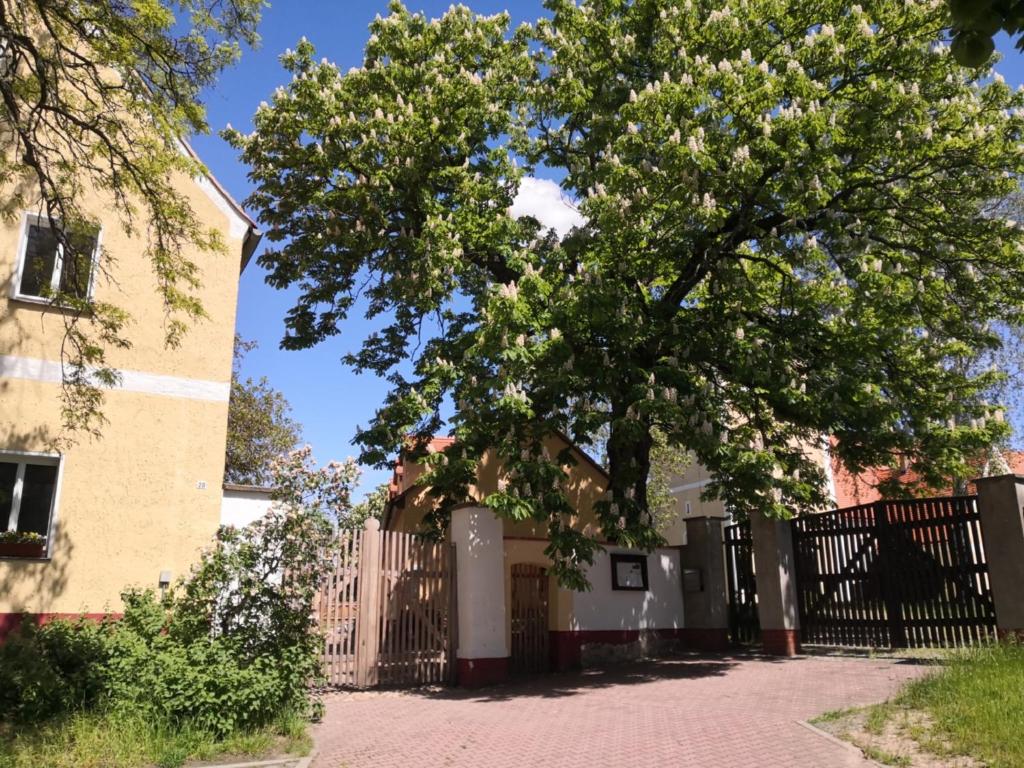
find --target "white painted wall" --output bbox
[451,505,509,659]
[220,488,275,528]
[570,547,685,631]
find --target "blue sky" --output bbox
[190,5,1024,499]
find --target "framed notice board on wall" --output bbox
[610,553,649,591]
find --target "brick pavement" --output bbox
[311,652,928,768]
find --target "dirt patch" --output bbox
[813,708,984,768]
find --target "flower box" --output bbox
[0,541,46,558]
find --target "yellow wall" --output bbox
[0,171,245,382]
[389,433,609,540]
[0,379,227,613]
[0,162,248,616]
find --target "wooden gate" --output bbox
[315,522,456,688]
[792,497,996,648]
[510,564,549,674]
[724,522,760,644]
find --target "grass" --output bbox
[854,741,912,767]
[891,641,1024,768]
[0,709,312,768]
[817,641,1024,768]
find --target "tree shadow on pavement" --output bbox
[396,653,749,703]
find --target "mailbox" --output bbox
[682,568,703,593]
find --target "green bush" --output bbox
[0,449,351,744]
[0,515,333,736]
[0,617,110,722]
[102,591,319,736]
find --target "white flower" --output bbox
[627,122,639,134]
[733,145,750,162]
[717,59,734,74]
[741,49,753,64]
[821,23,835,37]
[995,72,1006,84]
[702,192,716,210]
[923,126,933,140]
[670,128,681,144]
[629,89,638,103]
[758,60,770,74]
[859,19,875,36]
[687,135,701,152]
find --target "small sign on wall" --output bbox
[611,553,649,591]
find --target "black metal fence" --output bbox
[724,521,760,644]
[791,496,997,648]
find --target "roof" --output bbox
[381,431,608,530]
[223,482,274,495]
[829,445,1024,507]
[178,137,262,271]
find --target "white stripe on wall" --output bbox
[0,354,230,403]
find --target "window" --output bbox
[610,553,649,591]
[13,214,99,302]
[0,454,60,556]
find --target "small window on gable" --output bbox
[14,214,99,302]
[0,454,60,558]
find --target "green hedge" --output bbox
[0,591,316,737]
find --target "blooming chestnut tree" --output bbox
[231,0,1024,588]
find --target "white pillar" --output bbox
[450,505,509,685]
[749,512,801,655]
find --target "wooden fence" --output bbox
[314,521,457,688]
[791,496,996,648]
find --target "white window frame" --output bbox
[0,450,64,559]
[10,212,102,305]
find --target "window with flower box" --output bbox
[0,453,60,558]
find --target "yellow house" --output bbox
[383,435,691,686]
[0,141,259,636]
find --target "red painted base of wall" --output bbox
[457,657,509,687]
[0,613,119,643]
[997,628,1024,641]
[678,627,730,652]
[549,628,694,671]
[761,628,801,656]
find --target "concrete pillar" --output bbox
[974,474,1024,638]
[678,517,729,651]
[749,512,801,655]
[450,504,509,686]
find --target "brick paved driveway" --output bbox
[311,652,928,768]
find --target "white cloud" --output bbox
[509,176,585,237]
